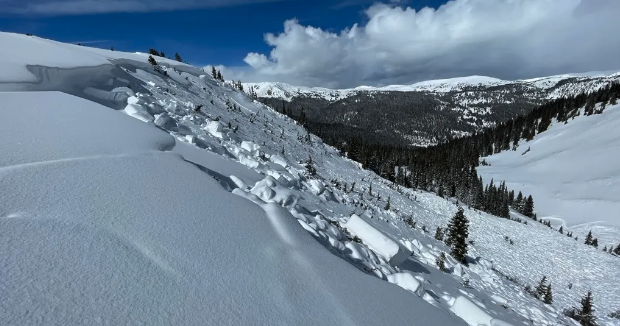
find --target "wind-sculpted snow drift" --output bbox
[1,32,620,326]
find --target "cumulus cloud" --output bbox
[223,0,620,88]
[0,0,287,15]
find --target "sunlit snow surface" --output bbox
[1,32,619,325]
[478,103,620,246]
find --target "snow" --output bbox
[478,103,620,244]
[0,91,464,326]
[344,214,412,265]
[2,31,620,326]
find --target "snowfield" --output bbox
[1,32,620,326]
[478,102,620,246]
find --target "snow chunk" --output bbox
[344,215,411,265]
[205,121,225,139]
[387,272,423,296]
[450,296,513,326]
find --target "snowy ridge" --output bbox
[2,32,620,326]
[244,72,620,102]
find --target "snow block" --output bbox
[344,215,411,266]
[154,113,178,132]
[450,296,514,326]
[387,272,424,296]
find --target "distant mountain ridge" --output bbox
[244,71,620,146]
[244,71,620,102]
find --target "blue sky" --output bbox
[1,0,619,87]
[0,0,442,67]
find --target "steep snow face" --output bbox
[2,32,620,326]
[478,103,620,245]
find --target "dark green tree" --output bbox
[523,195,534,217]
[544,284,553,304]
[577,291,596,326]
[585,231,594,246]
[536,276,549,299]
[148,55,158,66]
[446,207,469,264]
[174,52,183,62]
[211,66,217,79]
[434,227,444,241]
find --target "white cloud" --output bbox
[0,0,287,15]
[223,0,620,88]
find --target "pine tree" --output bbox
[211,66,217,79]
[149,48,160,56]
[559,226,564,234]
[434,227,444,241]
[446,207,469,264]
[523,195,534,217]
[536,276,548,299]
[174,52,183,62]
[217,70,223,81]
[585,231,594,246]
[368,184,372,196]
[514,191,524,213]
[544,284,553,304]
[148,55,158,66]
[110,46,114,51]
[436,252,447,272]
[384,197,391,210]
[614,244,620,255]
[576,291,597,326]
[592,238,598,248]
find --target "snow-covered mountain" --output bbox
[245,72,620,102]
[244,72,620,147]
[2,32,620,326]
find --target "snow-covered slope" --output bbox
[478,102,620,246]
[2,32,620,326]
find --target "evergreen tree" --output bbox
[544,284,553,304]
[446,207,469,264]
[559,226,564,234]
[523,195,534,217]
[436,252,447,272]
[614,244,620,255]
[592,238,599,248]
[514,191,524,213]
[149,48,160,56]
[174,52,183,62]
[536,276,549,299]
[368,184,372,196]
[585,231,594,246]
[110,46,114,51]
[147,55,158,66]
[211,66,217,79]
[434,227,444,241]
[384,197,391,210]
[576,291,597,326]
[217,70,223,81]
